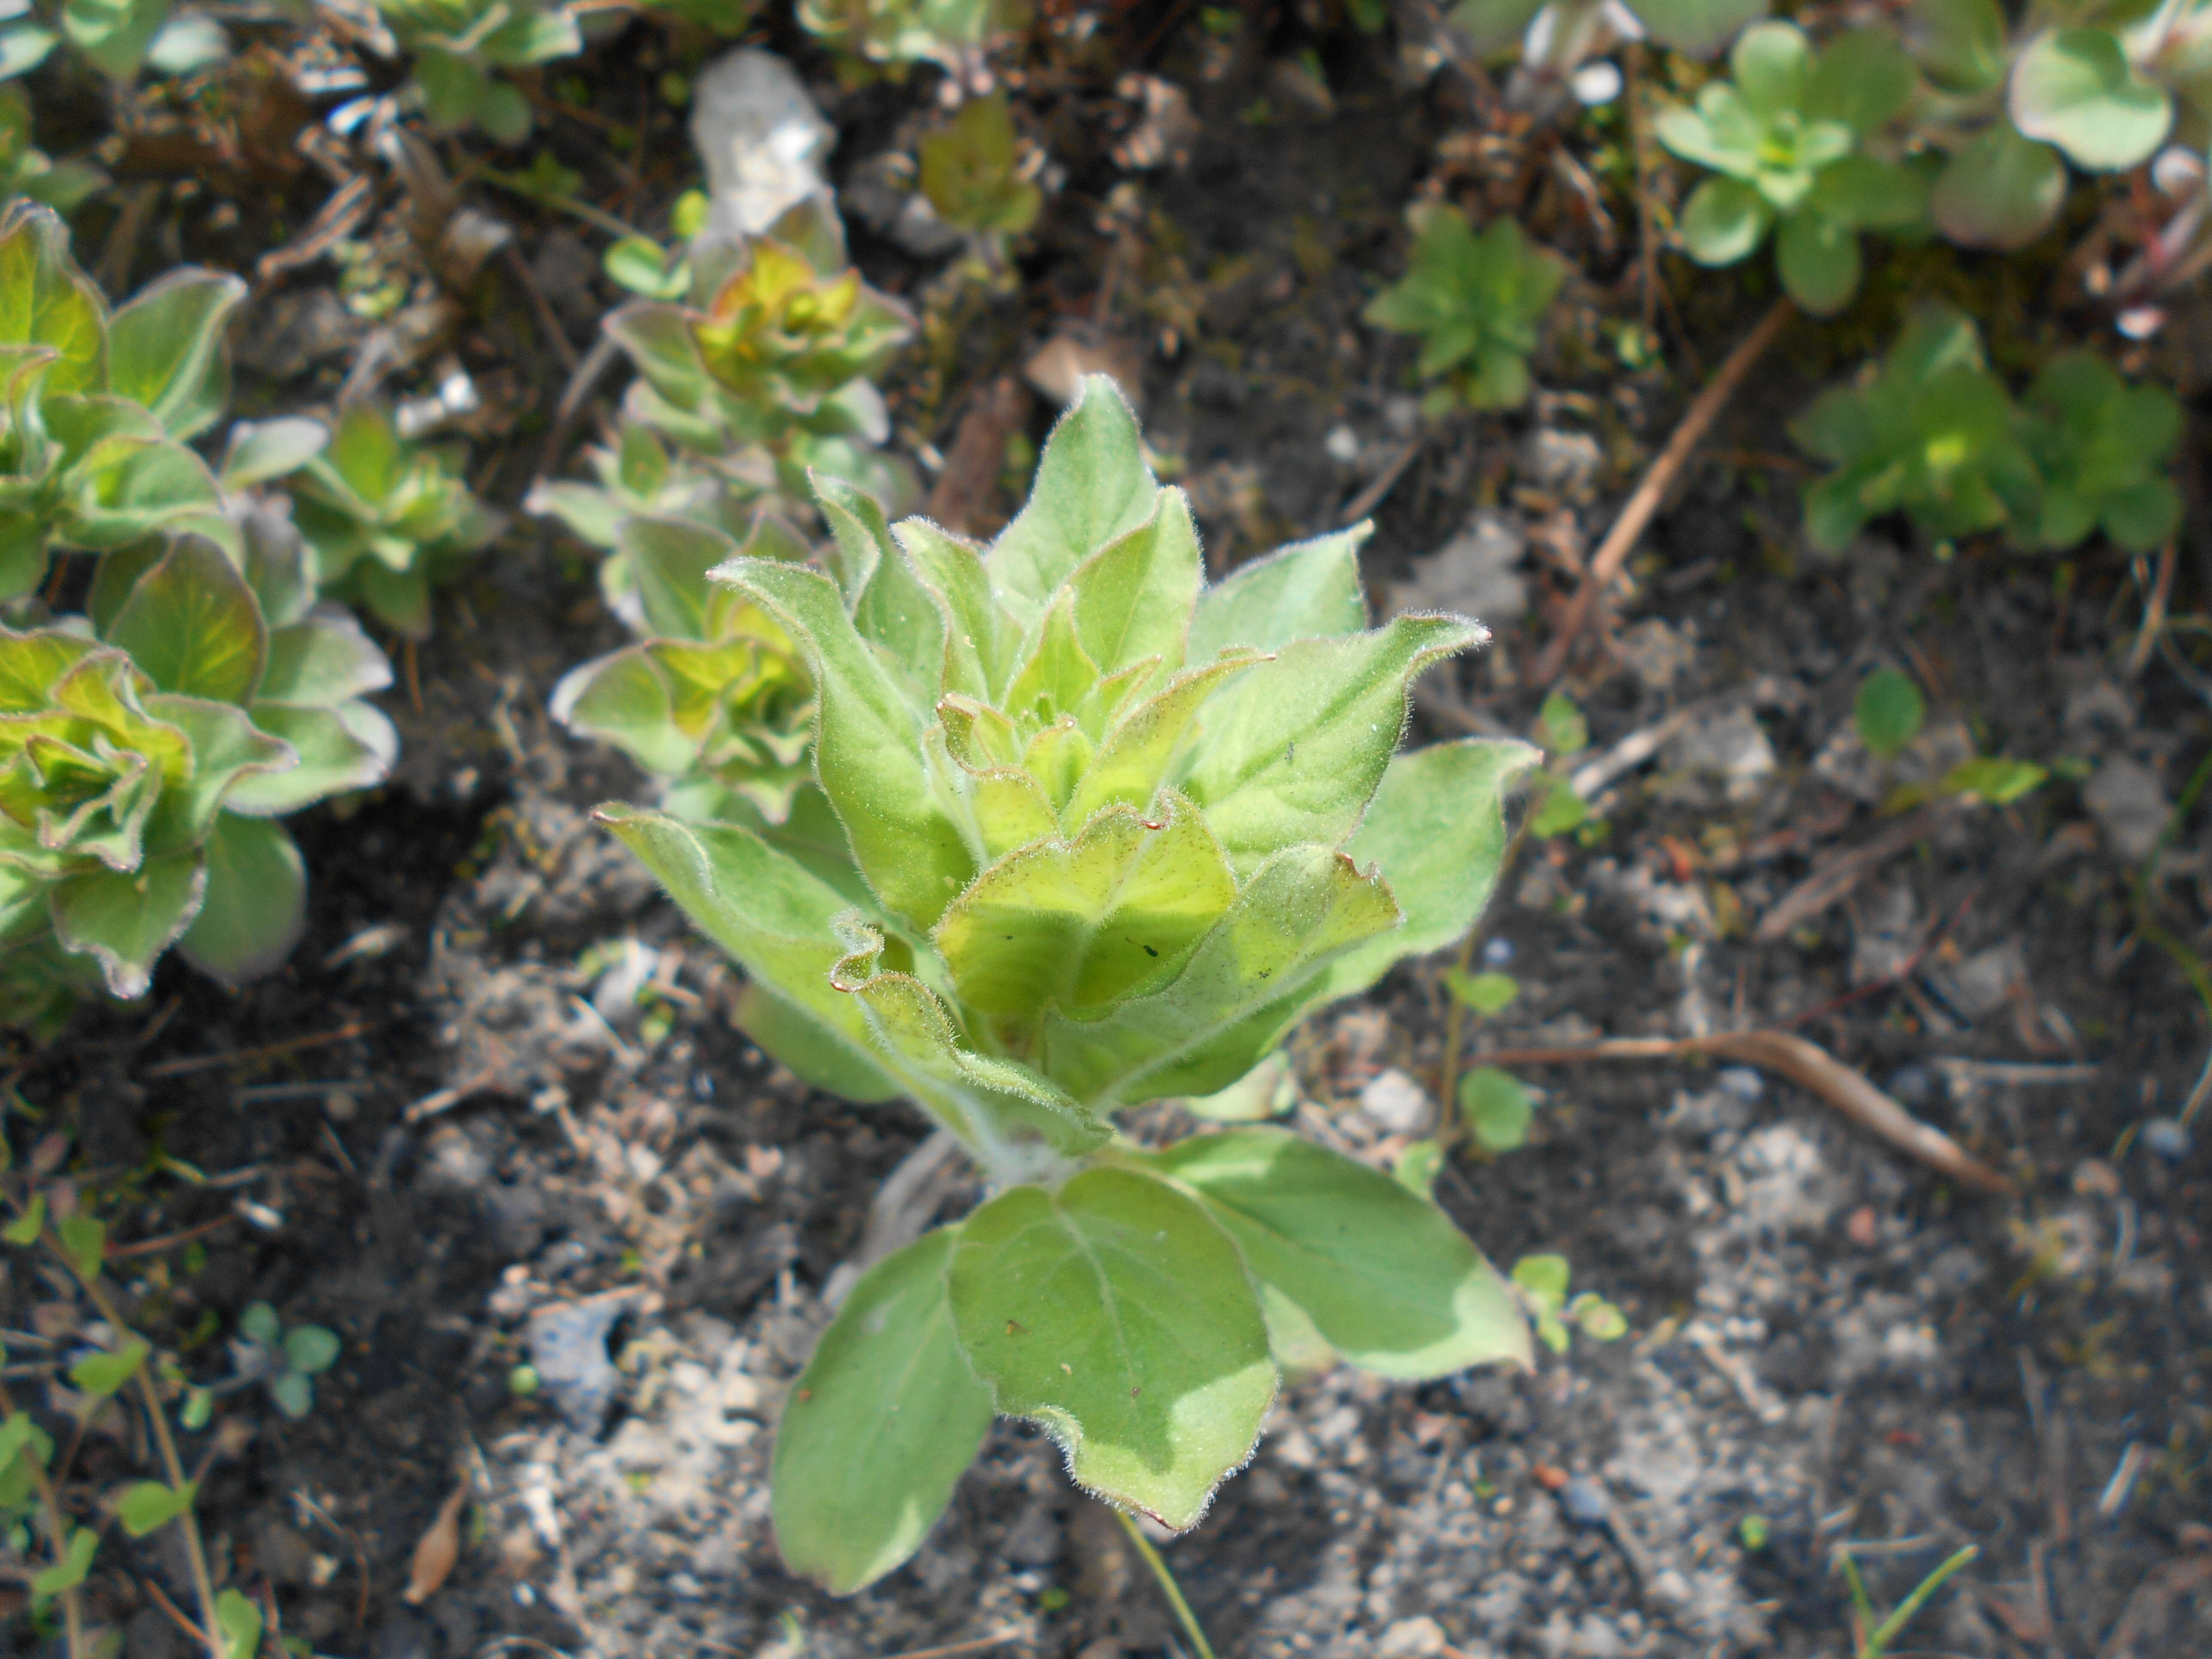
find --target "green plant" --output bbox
[1509,1253,1626,1352]
[1853,667,1925,761]
[798,0,1030,79]
[285,402,503,639]
[1794,305,2180,556]
[0,0,216,83]
[601,200,917,517]
[1838,1540,1978,1658]
[1659,22,1927,314]
[601,377,1542,1592]
[603,190,711,304]
[2018,350,2182,554]
[0,202,240,601]
[1460,1064,1535,1152]
[373,0,584,143]
[1363,205,1567,413]
[0,532,396,1030]
[0,86,102,213]
[233,1301,340,1418]
[919,91,1041,241]
[550,512,819,824]
[1791,304,2038,553]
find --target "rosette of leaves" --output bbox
[0,532,397,1031]
[1363,205,1566,413]
[1658,23,1927,314]
[605,202,916,510]
[551,513,817,824]
[2017,351,2182,553]
[798,0,1030,79]
[0,202,239,600]
[1790,304,2039,553]
[373,0,583,143]
[285,402,503,640]
[600,377,1541,1592]
[0,85,103,212]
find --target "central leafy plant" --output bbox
[605,377,1539,1592]
[373,0,584,143]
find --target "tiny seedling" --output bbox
[1460,1065,1535,1152]
[1658,22,1926,314]
[603,376,1544,1592]
[1853,668,1925,763]
[286,401,504,639]
[1525,690,1590,838]
[234,1301,341,1419]
[1363,205,1567,414]
[1837,1540,1978,1659]
[1510,1253,1627,1353]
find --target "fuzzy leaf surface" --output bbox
[1146,1127,1531,1379]
[948,1167,1273,1528]
[772,1230,993,1593]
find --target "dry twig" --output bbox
[1472,1028,2014,1194]
[1530,298,1793,685]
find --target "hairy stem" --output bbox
[1112,1507,1215,1659]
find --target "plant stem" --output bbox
[1112,1507,1215,1659]
[0,1379,85,1659]
[51,1236,224,1659]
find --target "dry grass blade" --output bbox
[1753,803,1963,943]
[403,1483,471,1604]
[1530,298,1794,687]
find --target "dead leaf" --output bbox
[402,1483,470,1604]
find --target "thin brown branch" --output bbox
[1530,298,1794,686]
[1469,1029,2014,1194]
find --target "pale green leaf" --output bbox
[68,1334,146,1397]
[102,535,266,703]
[1459,1065,1533,1151]
[1186,524,1368,657]
[117,1479,196,1537]
[1931,123,2066,250]
[176,814,304,984]
[224,702,386,814]
[947,1167,1275,1528]
[105,267,244,441]
[2009,28,2171,173]
[772,1231,994,1593]
[1146,1127,1531,1378]
[987,376,1157,621]
[1321,738,1540,1000]
[1068,486,1201,681]
[51,850,204,998]
[713,558,972,929]
[1041,844,1401,1106]
[934,794,1236,1028]
[1180,614,1487,878]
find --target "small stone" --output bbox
[2141,1118,2192,1161]
[1556,1477,1609,1527]
[1666,708,1776,802]
[1886,1064,1935,1105]
[1324,425,1360,464]
[2072,1159,2122,1197]
[1378,1616,1449,1657]
[1482,936,1516,967]
[2084,757,2171,863]
[1930,942,2027,1020]
[1617,618,1692,693]
[369,1613,434,1659]
[690,51,835,247]
[1521,428,1603,501]
[1358,1068,1432,1135]
[1717,1066,1763,1103]
[1845,1206,1879,1247]
[526,1289,641,1435]
[1393,512,1526,624]
[1002,1499,1063,1567]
